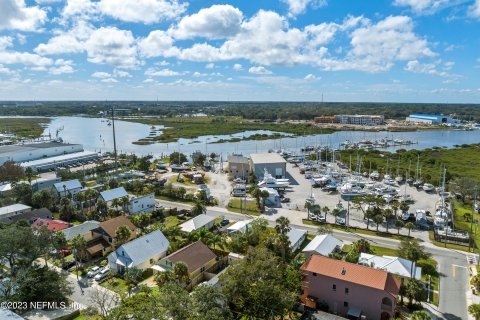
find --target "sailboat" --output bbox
[406,160,413,185]
[395,158,403,184]
[413,155,423,187]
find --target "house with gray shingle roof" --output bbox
[107,229,170,273]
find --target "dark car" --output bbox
[220,219,230,226]
[61,260,76,270]
[281,197,290,203]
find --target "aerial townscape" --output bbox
[1,1,480,320]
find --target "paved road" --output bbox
[157,199,470,320]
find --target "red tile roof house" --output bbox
[32,218,70,231]
[300,255,400,320]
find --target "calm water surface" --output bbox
[42,117,480,157]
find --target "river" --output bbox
[43,117,480,157]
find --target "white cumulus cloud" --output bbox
[85,27,137,67]
[170,5,243,39]
[249,66,272,75]
[98,0,187,24]
[0,0,47,31]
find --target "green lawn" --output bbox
[302,219,407,241]
[428,230,471,252]
[101,277,129,294]
[227,198,261,216]
[164,216,181,228]
[155,195,196,206]
[0,117,50,138]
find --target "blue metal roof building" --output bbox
[406,114,455,124]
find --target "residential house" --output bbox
[302,234,343,258]
[227,219,253,235]
[0,204,32,224]
[62,220,101,242]
[53,179,83,199]
[300,255,400,320]
[155,241,218,287]
[179,214,215,233]
[108,229,169,273]
[287,227,307,252]
[32,218,70,232]
[2,207,53,225]
[99,187,129,208]
[128,193,155,214]
[32,177,61,192]
[91,215,138,251]
[359,253,422,280]
[259,187,280,206]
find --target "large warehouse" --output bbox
[0,141,84,165]
[405,114,458,125]
[20,151,99,172]
[250,153,287,179]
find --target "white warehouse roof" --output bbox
[250,153,286,165]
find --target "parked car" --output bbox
[61,260,76,270]
[59,249,72,256]
[220,218,230,226]
[87,266,101,278]
[94,267,110,282]
[401,212,416,222]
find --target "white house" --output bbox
[179,214,216,233]
[302,234,343,258]
[359,253,422,280]
[108,229,170,273]
[53,179,83,198]
[128,193,155,214]
[287,227,307,252]
[259,187,280,206]
[99,187,129,207]
[227,219,253,234]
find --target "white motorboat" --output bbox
[399,194,413,202]
[395,175,403,183]
[413,179,423,187]
[382,194,394,203]
[370,171,380,180]
[383,178,397,186]
[422,183,435,192]
[258,169,290,189]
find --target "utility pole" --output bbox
[111,106,118,174]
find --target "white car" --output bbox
[87,266,101,278]
[94,267,110,282]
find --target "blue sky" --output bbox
[0,0,479,102]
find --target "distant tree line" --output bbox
[2,101,480,121]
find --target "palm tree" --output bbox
[405,222,414,237]
[115,225,132,247]
[71,235,87,280]
[191,200,206,216]
[24,167,34,185]
[391,200,400,218]
[173,261,189,287]
[260,190,270,212]
[97,199,107,216]
[373,214,384,232]
[111,198,122,213]
[155,270,176,287]
[250,185,261,210]
[411,310,431,320]
[120,196,130,213]
[196,228,213,244]
[125,267,143,296]
[208,234,222,249]
[275,217,291,261]
[76,191,85,215]
[383,208,393,232]
[395,220,405,235]
[322,206,329,218]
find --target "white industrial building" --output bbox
[250,153,287,179]
[0,204,32,221]
[405,114,459,125]
[0,141,83,165]
[20,151,99,172]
